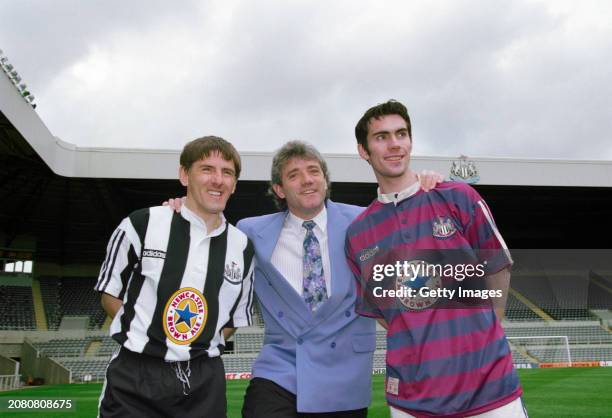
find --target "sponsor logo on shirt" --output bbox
[396,260,442,310]
[224,261,242,284]
[163,287,208,345]
[359,245,380,262]
[143,249,166,259]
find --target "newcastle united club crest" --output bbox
[432,216,457,239]
[224,261,242,284]
[450,155,480,184]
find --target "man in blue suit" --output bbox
[238,141,375,417]
[165,141,441,416]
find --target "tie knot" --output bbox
[302,220,316,231]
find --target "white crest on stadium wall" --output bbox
[450,155,480,184]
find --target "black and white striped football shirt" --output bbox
[95,205,254,361]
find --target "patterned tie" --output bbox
[302,220,328,311]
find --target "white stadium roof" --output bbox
[2,70,611,187]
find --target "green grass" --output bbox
[1,368,611,417]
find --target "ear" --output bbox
[357,143,370,161]
[179,166,189,187]
[272,183,286,199]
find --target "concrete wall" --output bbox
[0,355,19,375]
[20,340,70,384]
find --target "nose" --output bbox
[388,134,401,148]
[301,172,314,185]
[210,170,223,185]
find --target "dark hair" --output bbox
[268,140,331,210]
[354,99,412,152]
[180,135,241,179]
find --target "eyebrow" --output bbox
[198,163,235,173]
[371,127,409,136]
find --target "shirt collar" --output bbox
[377,180,421,206]
[286,205,328,233]
[180,204,227,236]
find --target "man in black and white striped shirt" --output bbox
[95,136,254,418]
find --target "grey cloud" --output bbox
[2,0,611,160]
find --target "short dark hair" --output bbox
[268,141,331,211]
[354,99,412,152]
[180,135,241,179]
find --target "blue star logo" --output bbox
[403,275,429,289]
[175,304,197,327]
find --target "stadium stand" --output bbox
[33,338,90,358]
[376,329,387,350]
[223,354,258,373]
[55,357,109,382]
[509,347,533,364]
[38,276,61,330]
[96,337,119,357]
[0,285,36,330]
[233,329,264,353]
[510,274,608,320]
[504,322,612,345]
[505,293,543,321]
[59,277,107,329]
[36,277,108,330]
[373,351,386,370]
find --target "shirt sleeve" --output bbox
[94,217,141,300]
[345,233,384,319]
[462,190,513,274]
[229,240,256,328]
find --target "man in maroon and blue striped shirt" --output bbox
[345,100,527,418]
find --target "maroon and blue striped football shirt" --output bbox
[345,181,521,417]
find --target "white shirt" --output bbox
[271,207,332,298]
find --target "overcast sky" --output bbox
[2,0,612,159]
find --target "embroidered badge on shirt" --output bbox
[224,261,242,284]
[432,216,457,239]
[163,287,208,345]
[386,376,399,395]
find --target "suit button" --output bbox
[297,338,303,345]
[278,311,283,318]
[267,281,272,286]
[330,342,336,348]
[345,310,351,317]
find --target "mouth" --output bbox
[207,190,222,197]
[384,155,404,162]
[300,189,317,195]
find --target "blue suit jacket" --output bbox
[237,200,376,413]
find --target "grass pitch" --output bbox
[1,368,611,417]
